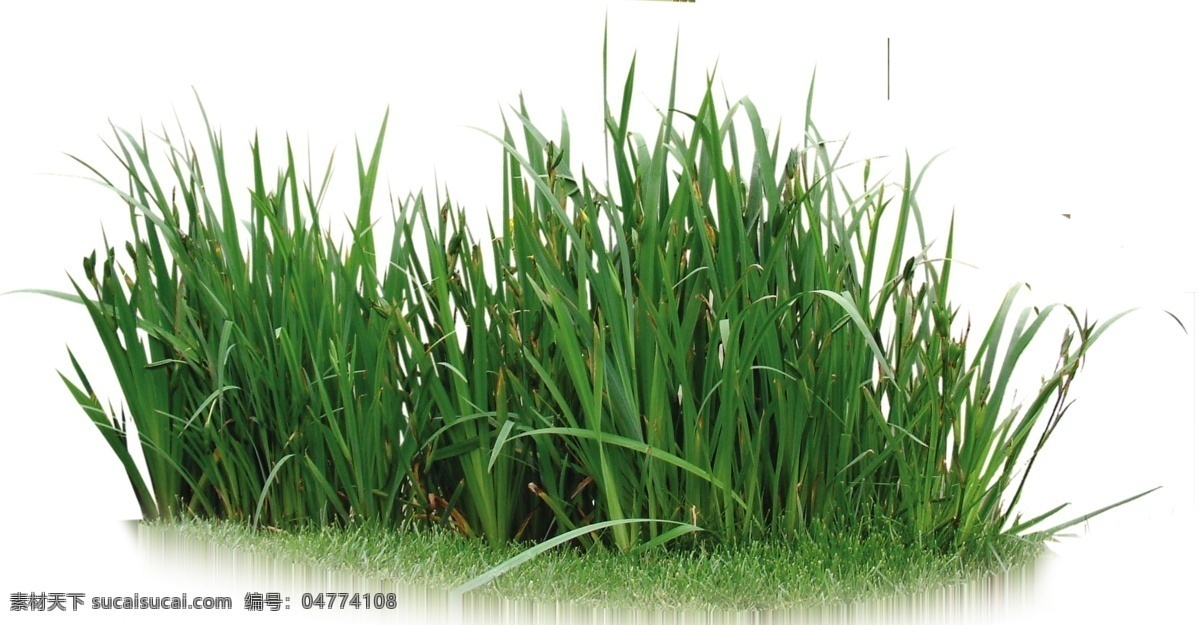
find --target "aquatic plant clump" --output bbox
[45,54,1149,561]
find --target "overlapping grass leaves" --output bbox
[42,56,1152,557]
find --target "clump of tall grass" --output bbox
[39,53,1152,559]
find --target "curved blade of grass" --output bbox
[510,427,749,511]
[812,289,895,381]
[449,518,703,622]
[252,453,295,527]
[1029,486,1161,539]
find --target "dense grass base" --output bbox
[144,518,1042,612]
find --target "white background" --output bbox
[1,1,1196,624]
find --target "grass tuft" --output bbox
[31,44,1154,593]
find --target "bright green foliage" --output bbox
[46,56,1150,556]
